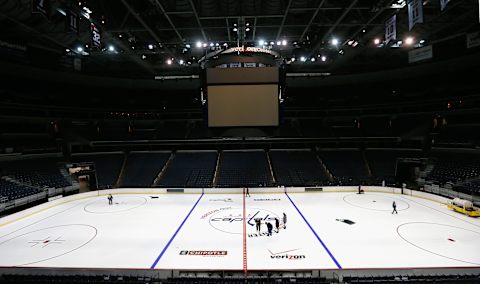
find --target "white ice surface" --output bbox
[0,191,479,270]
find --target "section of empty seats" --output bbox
[366,149,422,184]
[456,178,480,195]
[72,153,124,189]
[0,179,44,201]
[216,150,273,188]
[269,150,329,186]
[318,149,369,184]
[0,157,71,189]
[158,151,217,188]
[342,274,480,284]
[120,152,170,187]
[426,151,480,186]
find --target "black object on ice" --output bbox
[336,219,355,225]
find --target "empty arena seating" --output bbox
[216,151,273,187]
[120,152,170,187]
[318,150,369,184]
[366,149,421,184]
[158,151,217,188]
[163,277,330,284]
[0,274,153,284]
[0,158,71,189]
[454,178,480,195]
[0,179,43,201]
[269,150,329,186]
[426,152,480,186]
[72,153,124,189]
[342,273,480,283]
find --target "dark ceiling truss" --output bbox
[275,0,293,41]
[119,0,177,59]
[299,0,327,42]
[321,0,358,43]
[343,0,397,46]
[0,0,478,75]
[188,0,207,42]
[151,0,184,42]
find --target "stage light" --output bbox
[185,44,191,48]
[321,55,327,62]
[166,59,172,65]
[291,57,295,62]
[179,59,184,65]
[300,56,306,62]
[76,46,83,52]
[215,43,219,46]
[209,43,214,47]
[246,22,250,26]
[405,37,414,45]
[310,57,316,62]
[276,41,281,46]
[202,43,207,47]
[148,44,154,50]
[269,41,274,45]
[419,39,425,44]
[118,34,123,38]
[141,54,147,60]
[196,41,202,48]
[65,48,70,52]
[259,39,265,46]
[282,40,287,46]
[374,38,381,45]
[331,38,339,46]
[245,27,250,32]
[233,28,238,32]
[108,45,115,52]
[223,43,228,47]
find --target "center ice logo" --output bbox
[207,207,279,234]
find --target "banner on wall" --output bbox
[440,0,450,11]
[66,10,79,34]
[32,0,49,17]
[385,15,397,43]
[467,32,480,48]
[408,0,424,30]
[73,58,82,71]
[408,46,433,63]
[91,23,101,48]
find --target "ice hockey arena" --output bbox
[1,0,480,283]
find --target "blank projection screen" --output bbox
[208,84,279,127]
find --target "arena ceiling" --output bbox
[0,0,478,75]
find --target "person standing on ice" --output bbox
[254,217,262,233]
[275,218,280,233]
[266,222,273,236]
[282,213,287,229]
[392,201,398,214]
[107,194,113,205]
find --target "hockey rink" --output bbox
[0,190,479,270]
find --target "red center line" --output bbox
[242,188,248,277]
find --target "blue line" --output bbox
[150,193,204,269]
[285,192,342,269]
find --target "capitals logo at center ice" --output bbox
[206,207,279,235]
